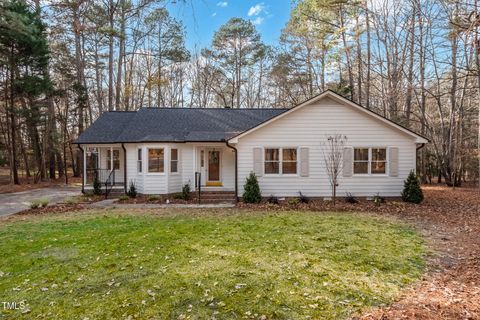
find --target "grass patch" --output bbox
[0,210,425,319]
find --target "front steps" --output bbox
[193,190,236,204]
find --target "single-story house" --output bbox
[74,90,428,200]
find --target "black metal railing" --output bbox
[86,168,116,197]
[195,172,201,204]
[105,170,115,198]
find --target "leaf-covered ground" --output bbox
[0,211,425,319]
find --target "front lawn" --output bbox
[0,210,425,319]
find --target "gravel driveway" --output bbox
[0,186,81,216]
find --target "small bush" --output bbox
[30,198,49,209]
[267,195,279,204]
[288,198,299,206]
[345,192,358,204]
[372,193,385,206]
[64,196,84,205]
[173,193,184,199]
[182,183,191,200]
[242,172,261,203]
[93,176,102,195]
[147,195,159,202]
[298,192,309,204]
[127,180,137,198]
[402,171,424,204]
[118,195,129,201]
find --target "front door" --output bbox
[207,150,221,184]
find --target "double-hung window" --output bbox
[170,149,178,173]
[353,147,387,175]
[264,148,297,175]
[137,148,142,173]
[107,149,120,170]
[148,148,164,173]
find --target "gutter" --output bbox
[78,145,84,194]
[121,143,127,193]
[225,140,239,203]
[416,143,426,151]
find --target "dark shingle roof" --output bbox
[75,108,288,144]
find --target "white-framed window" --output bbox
[264,148,297,175]
[354,147,387,175]
[171,148,178,173]
[107,149,120,170]
[148,148,164,173]
[137,148,142,173]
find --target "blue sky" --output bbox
[166,0,292,50]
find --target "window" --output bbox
[148,148,164,173]
[137,148,142,173]
[265,148,280,174]
[264,148,297,175]
[353,148,387,175]
[282,148,297,174]
[371,148,387,174]
[107,149,120,170]
[200,150,205,167]
[171,148,178,173]
[354,148,369,174]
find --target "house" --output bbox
[74,90,428,200]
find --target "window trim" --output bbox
[107,149,120,171]
[263,147,298,176]
[170,148,179,174]
[147,147,165,175]
[353,147,388,176]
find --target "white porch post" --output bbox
[83,145,87,186]
[110,146,113,172]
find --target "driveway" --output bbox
[0,186,81,216]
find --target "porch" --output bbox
[191,144,235,191]
[82,145,125,194]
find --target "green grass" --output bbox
[0,210,425,319]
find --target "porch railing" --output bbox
[86,168,116,197]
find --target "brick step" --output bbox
[195,193,235,199]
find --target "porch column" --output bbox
[110,146,113,172]
[83,146,87,186]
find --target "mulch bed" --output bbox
[116,195,194,205]
[15,203,88,216]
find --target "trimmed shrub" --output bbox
[30,198,49,209]
[373,193,385,206]
[345,192,358,204]
[242,172,261,203]
[127,180,137,198]
[118,195,129,201]
[402,171,424,204]
[93,176,102,195]
[298,192,309,204]
[288,198,299,206]
[267,195,279,204]
[182,183,191,200]
[147,195,159,202]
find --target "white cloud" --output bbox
[248,3,265,16]
[212,12,217,17]
[216,1,228,7]
[252,17,264,25]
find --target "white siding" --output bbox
[235,97,417,197]
[125,144,143,193]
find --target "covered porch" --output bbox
[82,145,125,193]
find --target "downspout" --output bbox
[225,140,238,203]
[121,143,127,193]
[78,145,84,194]
[416,143,425,151]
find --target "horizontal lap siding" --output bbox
[125,144,143,193]
[236,97,416,197]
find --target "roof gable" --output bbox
[228,90,429,144]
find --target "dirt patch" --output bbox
[0,172,82,194]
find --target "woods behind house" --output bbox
[0,0,478,186]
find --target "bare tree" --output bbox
[322,134,347,205]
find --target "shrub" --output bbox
[30,198,49,209]
[298,192,309,204]
[173,193,184,199]
[288,198,299,206]
[93,176,102,195]
[345,192,358,204]
[147,195,159,202]
[182,183,191,200]
[267,195,279,204]
[118,195,129,201]
[402,171,424,204]
[372,193,385,206]
[242,172,261,203]
[127,180,137,198]
[64,196,82,205]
